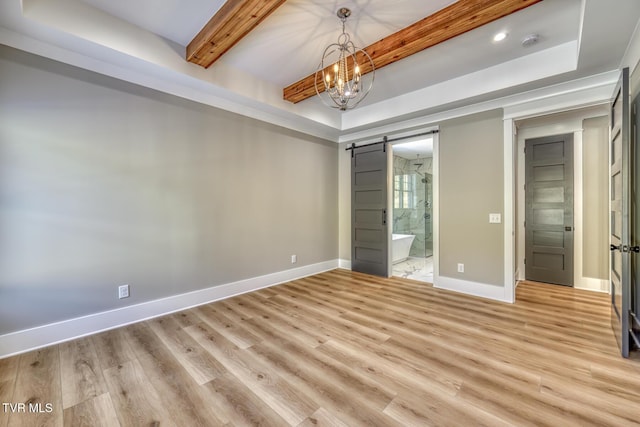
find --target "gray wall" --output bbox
[439,110,504,285]
[0,45,338,335]
[582,116,609,280]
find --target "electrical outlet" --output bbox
[457,263,465,273]
[118,284,130,299]
[489,213,502,224]
[291,255,297,264]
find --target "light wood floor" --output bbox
[1,269,639,426]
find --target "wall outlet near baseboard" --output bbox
[118,284,130,299]
[457,263,465,273]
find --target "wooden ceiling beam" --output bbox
[283,0,542,104]
[187,0,287,69]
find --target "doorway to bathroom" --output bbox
[391,138,434,282]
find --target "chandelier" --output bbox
[315,8,375,111]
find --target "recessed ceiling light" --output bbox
[493,32,507,42]
[522,34,540,47]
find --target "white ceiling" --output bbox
[81,0,228,47]
[393,139,434,159]
[1,0,640,141]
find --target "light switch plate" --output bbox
[489,213,501,224]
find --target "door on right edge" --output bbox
[610,68,632,358]
[525,133,574,286]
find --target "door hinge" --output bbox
[524,258,526,265]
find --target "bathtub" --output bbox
[392,234,415,264]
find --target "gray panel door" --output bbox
[610,68,632,357]
[525,134,574,286]
[351,143,389,277]
[633,91,640,351]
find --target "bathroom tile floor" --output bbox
[392,256,433,283]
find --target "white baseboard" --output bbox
[0,260,339,359]
[575,276,609,293]
[434,275,514,303]
[338,259,352,270]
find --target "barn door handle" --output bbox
[382,209,387,225]
[565,226,573,231]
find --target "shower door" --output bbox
[410,170,432,258]
[424,173,433,257]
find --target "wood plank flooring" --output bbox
[1,270,639,426]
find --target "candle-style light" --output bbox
[315,8,374,111]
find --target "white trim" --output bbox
[574,129,585,289]
[504,118,516,303]
[343,42,579,131]
[340,71,617,144]
[435,276,512,303]
[575,277,610,293]
[387,145,394,277]
[0,260,338,359]
[502,83,614,120]
[518,120,586,139]
[338,259,352,270]
[516,131,526,281]
[432,132,440,283]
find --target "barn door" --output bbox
[351,143,389,277]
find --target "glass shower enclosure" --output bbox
[392,156,433,258]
